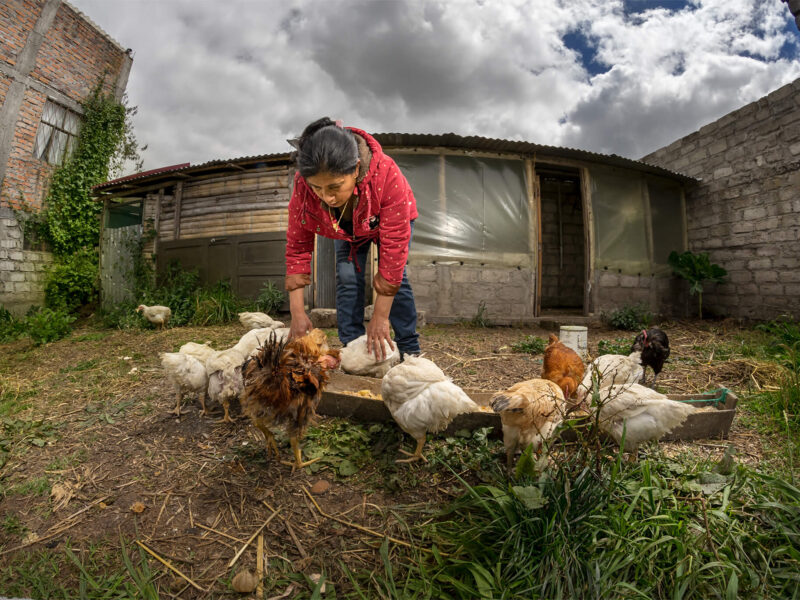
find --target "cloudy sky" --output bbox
[69,0,800,174]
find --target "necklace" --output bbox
[327,196,353,232]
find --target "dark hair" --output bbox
[295,117,359,178]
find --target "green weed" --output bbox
[511,335,547,354]
[597,337,634,356]
[604,303,652,331]
[255,280,286,314]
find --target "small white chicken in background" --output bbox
[238,312,285,331]
[491,379,566,468]
[205,347,246,423]
[136,304,171,330]
[160,352,209,416]
[576,352,644,405]
[381,356,479,463]
[340,335,400,378]
[590,383,697,456]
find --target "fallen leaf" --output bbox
[309,573,328,594]
[130,501,146,513]
[310,480,330,494]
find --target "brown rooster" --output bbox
[542,333,585,404]
[241,329,340,470]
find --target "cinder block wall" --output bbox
[641,78,800,320]
[408,264,534,324]
[0,0,130,312]
[0,206,52,315]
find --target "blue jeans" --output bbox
[334,221,420,355]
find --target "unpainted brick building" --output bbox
[0,0,131,314]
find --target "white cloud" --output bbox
[69,0,800,172]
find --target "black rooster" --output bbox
[631,328,670,386]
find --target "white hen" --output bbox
[233,327,289,359]
[178,341,216,362]
[576,352,644,403]
[591,383,696,453]
[238,312,285,331]
[205,347,246,422]
[491,379,566,467]
[381,356,479,462]
[160,352,209,416]
[340,335,400,378]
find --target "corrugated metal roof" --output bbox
[93,133,697,195]
[373,132,698,182]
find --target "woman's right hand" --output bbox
[289,311,313,340]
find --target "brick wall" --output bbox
[0,0,39,67]
[0,0,129,313]
[641,78,800,320]
[0,206,53,315]
[30,2,122,102]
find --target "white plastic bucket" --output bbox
[559,325,588,359]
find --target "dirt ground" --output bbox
[0,317,787,597]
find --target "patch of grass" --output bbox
[511,335,546,354]
[597,337,633,356]
[349,448,800,599]
[191,279,242,326]
[59,359,99,373]
[604,303,652,331]
[2,514,26,536]
[9,475,50,497]
[0,539,160,599]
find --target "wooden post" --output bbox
[173,181,183,240]
[580,167,594,316]
[154,187,163,260]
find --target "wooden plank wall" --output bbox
[153,166,291,242]
[100,224,142,309]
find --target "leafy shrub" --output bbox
[511,335,547,354]
[668,250,727,319]
[191,280,240,325]
[597,337,634,356]
[0,307,27,342]
[255,280,285,314]
[24,307,75,345]
[142,261,201,326]
[43,247,99,312]
[605,303,652,331]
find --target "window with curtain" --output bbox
[32,100,81,166]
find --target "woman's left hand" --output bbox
[366,315,394,362]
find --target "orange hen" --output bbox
[542,334,585,403]
[241,328,340,470]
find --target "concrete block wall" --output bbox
[641,78,800,320]
[594,270,689,319]
[408,264,534,324]
[0,207,52,314]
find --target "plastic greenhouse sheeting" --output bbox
[393,153,530,263]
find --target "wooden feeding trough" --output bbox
[319,373,738,441]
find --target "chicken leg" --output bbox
[199,392,209,417]
[282,436,320,471]
[172,392,183,417]
[254,422,280,458]
[396,437,428,463]
[218,399,235,423]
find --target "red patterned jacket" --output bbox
[284,128,418,296]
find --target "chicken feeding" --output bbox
[238,311,285,331]
[241,329,340,470]
[590,383,696,455]
[491,378,566,468]
[631,328,670,386]
[136,304,171,330]
[340,334,400,378]
[542,334,586,404]
[381,356,479,463]
[205,347,247,422]
[576,352,644,404]
[160,352,208,416]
